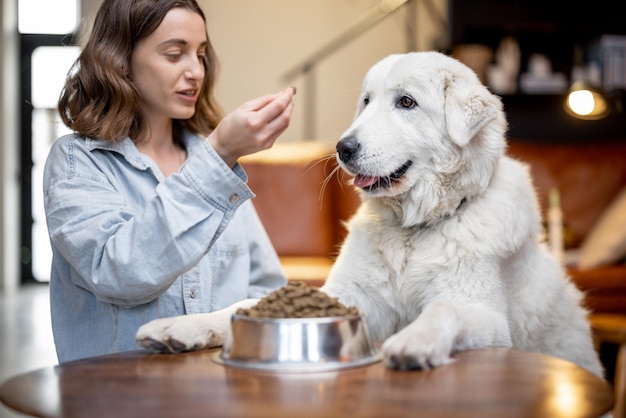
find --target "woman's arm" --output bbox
[44,135,254,306]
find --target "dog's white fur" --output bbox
[137,51,604,378]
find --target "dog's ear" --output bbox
[443,74,501,147]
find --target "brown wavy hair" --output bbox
[58,0,222,142]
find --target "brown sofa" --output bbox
[507,140,626,315]
[240,141,359,287]
[241,139,626,315]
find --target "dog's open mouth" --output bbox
[353,160,413,191]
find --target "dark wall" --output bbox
[448,0,626,143]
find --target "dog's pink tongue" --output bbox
[354,174,378,188]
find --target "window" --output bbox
[19,0,80,282]
[30,47,79,282]
[18,0,79,35]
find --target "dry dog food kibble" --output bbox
[237,281,360,318]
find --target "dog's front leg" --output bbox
[136,298,259,353]
[381,301,512,370]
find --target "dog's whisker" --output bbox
[337,169,350,191]
[303,154,338,193]
[300,153,341,210]
[304,153,336,175]
[319,165,342,208]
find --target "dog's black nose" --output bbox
[336,137,360,163]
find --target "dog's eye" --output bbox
[363,96,370,107]
[398,95,416,109]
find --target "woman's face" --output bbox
[130,7,207,130]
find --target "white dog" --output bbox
[137,51,604,378]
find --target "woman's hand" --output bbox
[208,86,296,167]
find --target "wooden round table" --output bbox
[0,347,613,418]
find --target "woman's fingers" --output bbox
[207,87,296,166]
[262,98,295,140]
[244,86,295,112]
[260,88,295,127]
[253,87,296,125]
[238,87,295,145]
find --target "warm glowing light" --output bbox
[564,83,609,120]
[548,370,586,416]
[567,90,595,115]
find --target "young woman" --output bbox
[44,0,295,363]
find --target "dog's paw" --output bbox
[136,313,228,353]
[380,325,455,370]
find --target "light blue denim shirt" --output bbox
[43,130,287,363]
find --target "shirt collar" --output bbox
[83,130,205,171]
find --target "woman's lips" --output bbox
[177,90,198,103]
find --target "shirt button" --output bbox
[229,194,240,204]
[189,288,196,299]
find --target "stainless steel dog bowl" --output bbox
[212,313,380,372]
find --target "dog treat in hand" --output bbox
[237,281,359,318]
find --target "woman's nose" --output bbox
[185,57,204,80]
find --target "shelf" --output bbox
[500,95,626,143]
[448,0,626,143]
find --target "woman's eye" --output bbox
[398,95,416,108]
[165,53,182,60]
